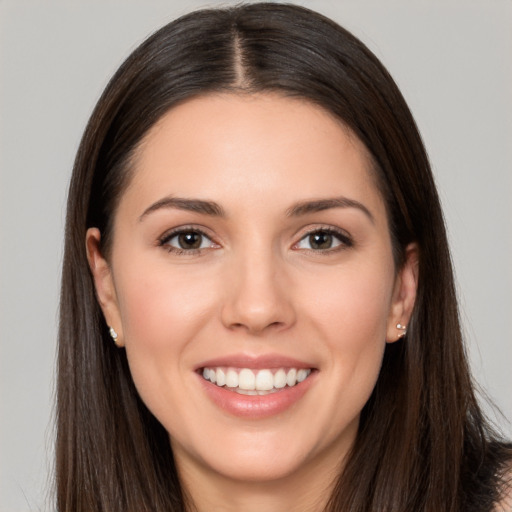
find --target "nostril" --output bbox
[228,320,287,335]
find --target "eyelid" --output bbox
[156,224,352,255]
[157,225,219,253]
[292,225,353,251]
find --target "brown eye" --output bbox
[295,228,352,252]
[308,232,333,250]
[160,229,215,252]
[177,232,203,249]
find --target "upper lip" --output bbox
[195,353,315,371]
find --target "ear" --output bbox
[386,243,418,343]
[85,228,124,347]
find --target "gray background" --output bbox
[1,1,511,510]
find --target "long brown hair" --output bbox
[57,3,510,511]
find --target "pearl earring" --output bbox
[396,323,407,338]
[109,326,119,344]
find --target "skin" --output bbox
[87,93,418,512]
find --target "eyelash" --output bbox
[293,227,353,254]
[158,226,216,255]
[157,226,353,256]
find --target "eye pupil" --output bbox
[310,232,332,250]
[178,232,202,249]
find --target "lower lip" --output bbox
[198,372,316,419]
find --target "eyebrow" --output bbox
[286,197,374,223]
[139,197,226,221]
[139,195,374,223]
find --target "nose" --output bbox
[220,250,296,335]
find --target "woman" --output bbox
[57,3,511,511]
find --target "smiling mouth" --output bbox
[201,367,313,395]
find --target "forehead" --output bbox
[122,93,386,222]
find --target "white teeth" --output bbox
[216,368,226,386]
[235,389,259,395]
[255,369,274,391]
[238,369,256,390]
[286,368,297,387]
[274,369,287,389]
[297,369,308,383]
[202,366,312,392]
[225,369,238,388]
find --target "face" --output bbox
[87,93,416,492]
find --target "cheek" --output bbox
[302,260,394,393]
[116,258,217,344]
[112,258,220,396]
[112,263,222,438]
[304,260,393,342]
[300,268,393,436]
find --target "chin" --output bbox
[201,449,313,484]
